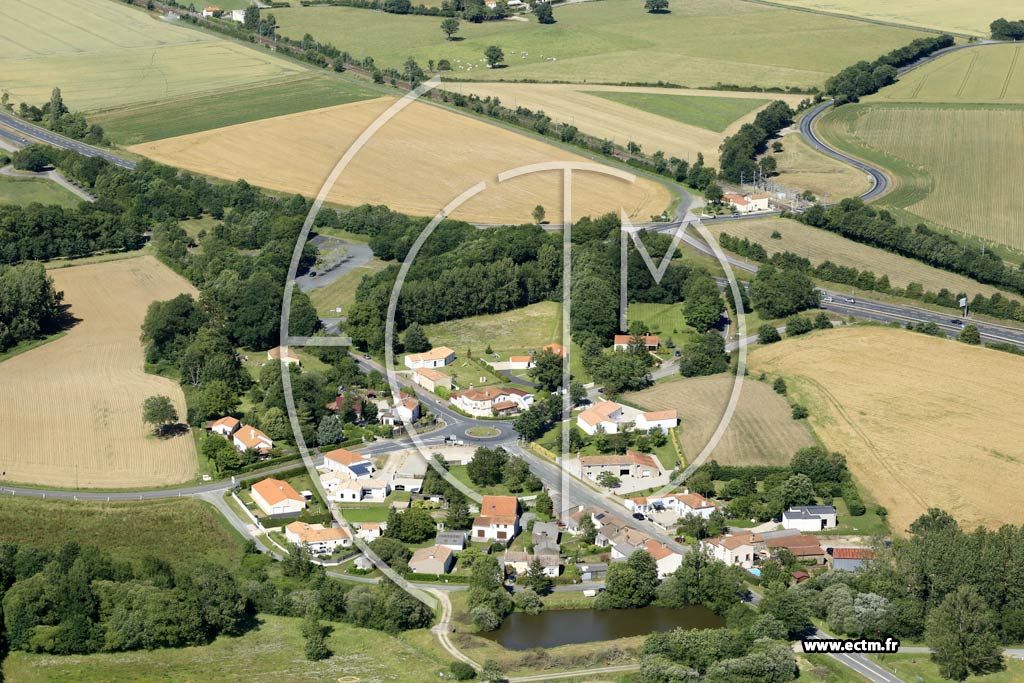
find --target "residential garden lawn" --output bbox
[335,504,391,523]
[2,614,450,683]
[763,0,1020,37]
[816,45,1024,253]
[712,216,1023,299]
[273,0,923,89]
[825,497,891,537]
[0,174,82,208]
[307,255,388,317]
[749,325,1024,533]
[870,654,1024,683]
[627,302,699,349]
[93,74,380,145]
[586,91,770,133]
[448,464,542,496]
[626,373,816,467]
[772,131,872,201]
[0,497,244,569]
[0,0,308,112]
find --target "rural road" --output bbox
[0,111,135,170]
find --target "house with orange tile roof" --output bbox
[201,6,221,17]
[411,367,452,393]
[542,343,567,358]
[580,449,661,481]
[507,355,535,370]
[404,346,455,369]
[634,409,679,432]
[251,478,306,517]
[472,495,520,544]
[644,539,683,578]
[764,533,826,564]
[207,416,240,437]
[285,522,352,554]
[409,545,455,574]
[394,397,421,424]
[724,192,771,214]
[702,533,757,568]
[576,400,625,435]
[233,425,273,454]
[613,334,659,351]
[450,386,534,417]
[322,448,375,479]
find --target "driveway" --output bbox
[295,235,373,295]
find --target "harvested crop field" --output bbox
[130,99,671,224]
[762,0,1020,37]
[626,374,816,467]
[772,132,872,201]
[273,0,924,89]
[714,216,1022,298]
[0,0,307,112]
[457,83,803,166]
[875,44,1024,105]
[0,256,198,488]
[749,326,1024,533]
[817,102,1024,251]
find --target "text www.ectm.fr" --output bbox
[802,638,901,654]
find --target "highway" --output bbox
[0,111,135,169]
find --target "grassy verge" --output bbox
[870,654,1024,683]
[0,331,67,364]
[586,91,770,132]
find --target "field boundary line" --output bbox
[954,51,977,99]
[999,46,1020,101]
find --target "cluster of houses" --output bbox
[576,400,678,436]
[207,416,274,455]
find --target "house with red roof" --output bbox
[450,386,534,417]
[207,416,240,437]
[613,334,659,351]
[322,448,375,479]
[576,400,625,435]
[580,449,661,482]
[472,495,520,545]
[634,409,679,432]
[831,547,875,572]
[233,425,273,454]
[251,478,305,517]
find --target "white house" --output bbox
[251,478,306,517]
[233,425,273,453]
[626,490,717,520]
[201,6,220,17]
[355,522,386,541]
[724,192,772,214]
[576,401,624,435]
[613,334,659,351]
[285,522,353,554]
[320,471,390,502]
[634,409,679,432]
[404,346,455,369]
[208,416,240,437]
[503,548,560,577]
[702,533,756,569]
[644,539,683,578]
[450,386,534,417]
[394,397,421,424]
[322,448,375,479]
[228,8,246,21]
[471,495,520,544]
[782,505,838,531]
[412,367,452,393]
[507,355,534,370]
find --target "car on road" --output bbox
[951,319,964,326]
[845,298,855,304]
[632,512,645,521]
[309,271,317,277]
[362,353,371,359]
[821,295,834,303]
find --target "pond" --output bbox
[479,605,725,650]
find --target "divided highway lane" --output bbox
[0,111,135,170]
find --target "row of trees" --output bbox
[13,87,106,144]
[0,262,64,353]
[798,199,1024,300]
[991,18,1024,40]
[825,34,955,105]
[717,100,795,183]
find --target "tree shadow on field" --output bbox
[156,423,190,439]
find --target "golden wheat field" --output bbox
[772,132,872,201]
[129,98,672,224]
[0,256,198,488]
[763,0,1019,37]
[749,326,1024,533]
[626,374,816,467]
[455,84,805,167]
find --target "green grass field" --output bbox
[870,654,1024,683]
[586,91,770,132]
[307,256,388,317]
[0,496,243,568]
[0,174,82,208]
[273,0,923,89]
[627,302,699,347]
[423,301,562,353]
[0,0,308,112]
[93,74,381,144]
[2,614,450,683]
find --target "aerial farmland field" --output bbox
[0,174,82,208]
[714,216,1024,298]
[0,0,308,112]
[771,132,872,200]
[760,0,1020,37]
[457,83,804,166]
[749,326,1024,533]
[129,98,673,224]
[0,256,198,489]
[626,374,816,467]
[272,0,925,89]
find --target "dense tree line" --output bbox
[0,262,64,353]
[717,101,794,183]
[991,18,1024,40]
[748,265,818,320]
[0,541,251,656]
[14,87,106,144]
[824,34,954,104]
[798,199,1024,301]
